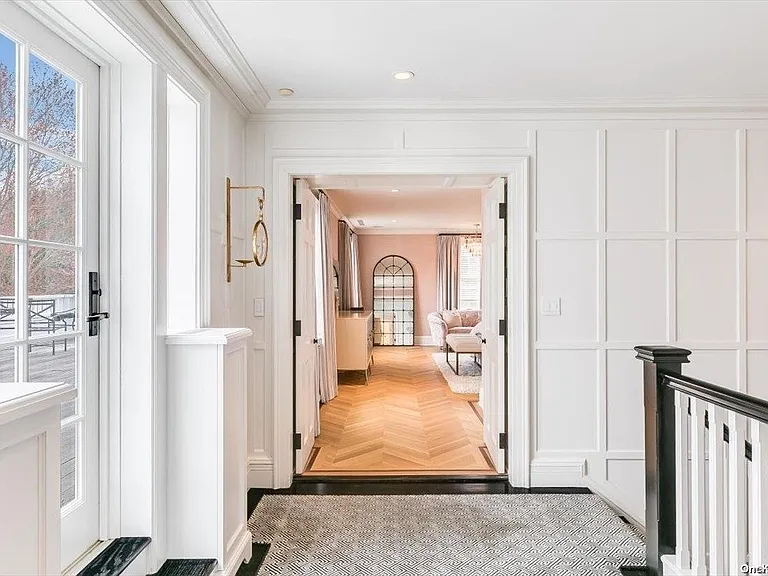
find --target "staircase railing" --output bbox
[621,346,768,576]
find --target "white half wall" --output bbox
[244,113,768,525]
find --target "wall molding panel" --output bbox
[245,115,768,525]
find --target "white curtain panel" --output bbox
[317,192,338,403]
[339,221,363,310]
[437,235,461,311]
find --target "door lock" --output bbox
[87,272,109,336]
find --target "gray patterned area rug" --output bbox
[247,494,644,575]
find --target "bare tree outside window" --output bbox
[0,42,78,301]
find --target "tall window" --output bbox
[459,237,482,309]
[166,77,199,332]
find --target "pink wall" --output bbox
[357,234,437,338]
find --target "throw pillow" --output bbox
[470,322,483,336]
[442,310,463,330]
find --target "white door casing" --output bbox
[0,3,100,568]
[481,177,507,473]
[270,157,530,489]
[294,178,318,473]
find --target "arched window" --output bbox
[373,255,414,346]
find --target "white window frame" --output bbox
[458,236,482,310]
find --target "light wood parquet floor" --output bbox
[303,346,495,476]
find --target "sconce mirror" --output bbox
[253,219,268,267]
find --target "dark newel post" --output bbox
[620,345,691,576]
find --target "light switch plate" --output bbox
[253,298,265,317]
[541,298,561,316]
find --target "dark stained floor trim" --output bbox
[151,559,216,576]
[235,545,270,575]
[77,537,151,576]
[248,478,591,504]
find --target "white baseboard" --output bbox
[248,452,274,488]
[415,336,433,346]
[661,554,689,576]
[582,476,645,531]
[530,458,586,487]
[218,527,252,575]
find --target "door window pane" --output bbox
[27,246,76,333]
[60,422,77,506]
[29,336,76,419]
[0,346,14,381]
[0,139,16,237]
[28,53,77,158]
[0,243,14,342]
[0,33,16,133]
[28,150,76,244]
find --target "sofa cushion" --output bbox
[448,326,472,335]
[459,309,481,328]
[442,310,463,330]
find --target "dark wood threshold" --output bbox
[151,559,216,576]
[76,537,151,576]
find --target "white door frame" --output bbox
[269,155,531,488]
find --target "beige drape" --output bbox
[338,221,363,310]
[437,235,461,311]
[317,193,338,403]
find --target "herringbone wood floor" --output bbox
[303,346,495,475]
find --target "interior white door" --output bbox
[0,3,100,569]
[294,179,318,473]
[481,177,506,472]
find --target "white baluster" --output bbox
[728,412,748,574]
[750,420,768,566]
[676,391,691,570]
[708,405,727,575]
[690,398,706,573]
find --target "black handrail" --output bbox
[620,345,768,576]
[662,371,768,425]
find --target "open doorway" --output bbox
[293,174,508,477]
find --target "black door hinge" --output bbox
[293,433,302,449]
[498,319,507,337]
[498,202,507,220]
[294,203,302,220]
[499,432,508,450]
[294,320,302,337]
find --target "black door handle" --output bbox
[87,312,110,323]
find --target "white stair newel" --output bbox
[727,412,748,575]
[689,398,706,573]
[676,391,691,570]
[750,420,768,566]
[708,405,727,576]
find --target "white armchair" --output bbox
[428,309,482,349]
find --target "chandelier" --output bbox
[465,224,482,257]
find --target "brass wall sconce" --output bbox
[226,177,269,282]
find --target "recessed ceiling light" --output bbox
[393,71,415,81]
[391,188,400,193]
[277,88,294,97]
[392,219,397,223]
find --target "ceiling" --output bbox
[308,175,490,234]
[161,0,768,112]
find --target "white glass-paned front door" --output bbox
[0,3,100,569]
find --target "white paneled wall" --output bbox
[245,115,768,524]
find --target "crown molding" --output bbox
[263,95,768,113]
[252,96,768,123]
[147,0,270,113]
